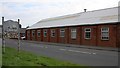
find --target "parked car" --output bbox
[21,36,25,40]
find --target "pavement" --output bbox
[24,40,119,52]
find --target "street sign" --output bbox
[2,17,21,53]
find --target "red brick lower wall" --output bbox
[68,27,81,45]
[42,29,50,42]
[30,30,32,40]
[31,30,37,41]
[117,23,120,47]
[97,25,117,47]
[81,26,97,46]
[26,24,118,48]
[58,27,68,44]
[49,28,58,43]
[36,29,43,41]
[58,28,65,43]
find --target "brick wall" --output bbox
[65,27,69,44]
[58,27,68,44]
[81,26,97,46]
[117,23,120,47]
[36,29,43,41]
[26,23,118,48]
[68,27,81,45]
[31,29,37,41]
[30,30,32,40]
[97,25,117,47]
[49,28,58,43]
[42,29,50,42]
[26,30,28,40]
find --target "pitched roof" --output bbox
[27,7,118,29]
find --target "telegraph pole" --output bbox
[2,17,5,54]
[18,19,20,52]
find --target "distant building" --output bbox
[26,7,120,48]
[20,28,26,37]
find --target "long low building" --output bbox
[26,7,120,48]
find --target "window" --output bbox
[84,28,91,39]
[101,27,109,40]
[60,29,65,37]
[43,29,47,37]
[37,30,41,37]
[51,29,55,37]
[71,28,76,39]
[32,30,35,37]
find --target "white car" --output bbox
[21,36,25,40]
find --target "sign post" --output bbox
[2,17,5,54]
[18,19,20,52]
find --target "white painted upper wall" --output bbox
[28,7,118,29]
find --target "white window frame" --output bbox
[60,29,65,37]
[43,29,47,37]
[84,28,91,39]
[51,29,55,37]
[32,30,35,37]
[101,27,109,40]
[37,30,41,37]
[71,28,76,39]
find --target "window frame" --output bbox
[51,29,55,37]
[43,29,47,37]
[101,27,109,40]
[84,28,91,39]
[32,30,35,37]
[71,28,77,39]
[60,29,65,37]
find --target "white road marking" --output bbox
[45,47,48,48]
[30,45,49,49]
[92,53,96,54]
[81,52,91,54]
[68,50,92,54]
[30,44,49,48]
[60,49,96,55]
[59,49,66,51]
[39,46,43,48]
[68,50,74,52]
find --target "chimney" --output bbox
[84,9,87,12]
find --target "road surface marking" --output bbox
[81,51,91,54]
[45,47,48,48]
[68,50,74,52]
[92,53,96,54]
[62,49,96,55]
[59,49,66,51]
[37,46,44,48]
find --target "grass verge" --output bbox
[2,47,87,67]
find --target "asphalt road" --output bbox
[4,39,118,66]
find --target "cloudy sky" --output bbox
[0,0,119,28]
